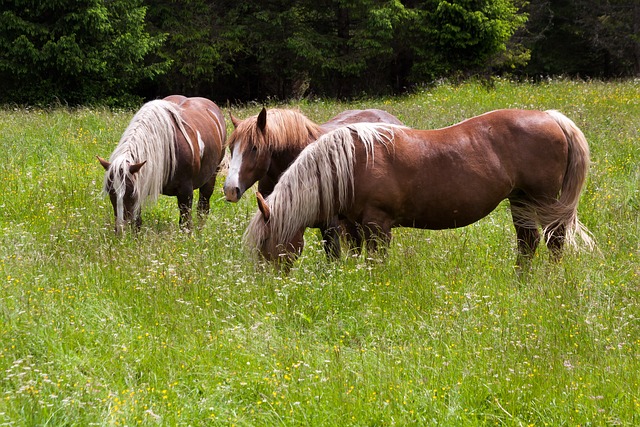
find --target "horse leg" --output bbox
[514,226,540,268]
[363,222,392,256]
[510,200,540,269]
[342,218,364,256]
[317,215,344,259]
[359,207,393,257]
[320,224,341,259]
[177,191,194,231]
[197,177,216,224]
[544,223,566,262]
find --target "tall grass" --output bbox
[1,79,638,426]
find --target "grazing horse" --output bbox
[223,107,403,256]
[244,109,595,269]
[98,96,226,233]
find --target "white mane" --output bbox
[244,123,400,252]
[103,100,192,218]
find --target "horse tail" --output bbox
[543,110,595,251]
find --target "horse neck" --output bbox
[258,124,394,251]
[261,115,321,189]
[266,147,305,186]
[265,111,322,150]
[270,126,359,239]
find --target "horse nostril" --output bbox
[224,185,241,202]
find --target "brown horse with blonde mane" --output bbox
[98,95,226,233]
[224,107,403,256]
[245,109,595,269]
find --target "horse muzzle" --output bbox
[223,184,243,203]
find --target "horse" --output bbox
[223,107,403,256]
[97,96,226,233]
[244,109,595,269]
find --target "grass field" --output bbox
[0,79,638,426]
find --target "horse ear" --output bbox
[230,112,241,129]
[129,160,147,175]
[256,191,270,222]
[257,107,267,134]
[97,156,111,170]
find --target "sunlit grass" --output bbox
[1,79,638,426]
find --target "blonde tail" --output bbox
[543,110,595,251]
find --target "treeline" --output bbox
[0,0,638,106]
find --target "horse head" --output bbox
[224,108,272,202]
[98,156,147,234]
[249,192,305,270]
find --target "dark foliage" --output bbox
[0,0,637,105]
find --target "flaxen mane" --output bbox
[244,123,399,253]
[103,100,192,218]
[229,109,323,152]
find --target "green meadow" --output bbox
[0,79,638,426]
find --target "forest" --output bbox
[0,0,638,106]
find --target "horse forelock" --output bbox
[231,109,322,154]
[107,100,181,214]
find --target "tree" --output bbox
[403,0,528,83]
[223,0,528,98]
[144,0,246,99]
[521,0,639,77]
[0,0,169,105]
[0,0,535,104]
[575,0,640,76]
[280,0,406,97]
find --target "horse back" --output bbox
[182,98,226,153]
[163,94,188,105]
[322,109,403,132]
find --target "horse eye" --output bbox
[250,145,258,153]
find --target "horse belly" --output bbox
[381,162,513,230]
[388,184,509,230]
[398,199,503,230]
[195,150,221,186]
[352,171,511,232]
[189,131,224,189]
